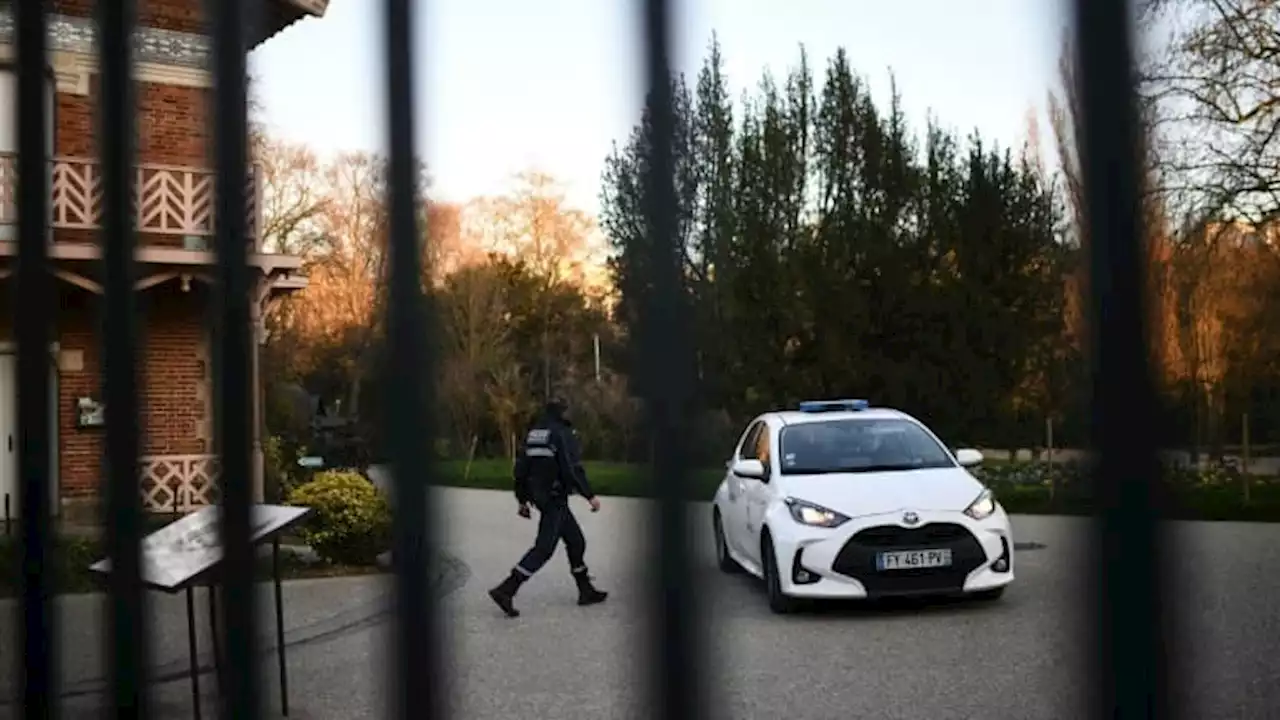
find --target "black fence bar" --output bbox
[382,0,441,714]
[96,0,151,712]
[1072,0,1177,718]
[638,0,705,717]
[206,0,259,714]
[12,0,56,717]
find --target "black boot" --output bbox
[489,570,527,618]
[573,569,607,606]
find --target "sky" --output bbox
[249,0,1069,217]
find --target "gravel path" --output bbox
[9,487,1280,718]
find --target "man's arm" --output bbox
[513,451,532,505]
[556,426,595,499]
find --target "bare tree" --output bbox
[486,363,531,459]
[264,152,389,417]
[463,170,601,399]
[1141,0,1280,224]
[471,170,601,286]
[1167,221,1278,455]
[255,136,329,256]
[1049,32,1192,431]
[437,263,516,454]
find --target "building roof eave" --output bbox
[253,0,329,48]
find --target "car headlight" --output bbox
[784,498,850,528]
[964,488,998,520]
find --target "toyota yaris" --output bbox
[711,399,1014,613]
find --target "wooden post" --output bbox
[463,434,478,482]
[1242,412,1251,505]
[1047,417,1057,502]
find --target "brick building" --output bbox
[0,0,322,518]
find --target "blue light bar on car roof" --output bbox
[796,399,870,413]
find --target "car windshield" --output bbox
[777,418,956,475]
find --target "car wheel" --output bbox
[713,510,741,574]
[972,587,1006,602]
[761,533,797,614]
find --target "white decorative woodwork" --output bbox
[139,454,221,512]
[0,154,262,240]
[0,154,14,226]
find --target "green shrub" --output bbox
[0,535,103,596]
[287,470,391,566]
[264,434,305,502]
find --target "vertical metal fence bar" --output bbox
[639,0,704,717]
[96,0,151,712]
[206,0,259,714]
[1073,0,1176,717]
[382,0,440,717]
[12,0,56,716]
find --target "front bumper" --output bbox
[770,507,1014,599]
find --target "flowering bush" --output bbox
[287,470,392,565]
[971,462,1088,488]
[967,458,1280,521]
[972,459,1256,489]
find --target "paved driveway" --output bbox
[12,487,1280,718]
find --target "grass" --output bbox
[433,457,1280,523]
[438,458,724,498]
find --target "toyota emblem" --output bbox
[902,511,920,526]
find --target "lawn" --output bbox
[432,457,1280,522]
[436,458,725,498]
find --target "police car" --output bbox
[711,399,1014,613]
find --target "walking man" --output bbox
[488,397,608,617]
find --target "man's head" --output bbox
[544,396,569,420]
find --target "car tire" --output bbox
[972,587,1006,602]
[761,532,797,614]
[713,510,742,574]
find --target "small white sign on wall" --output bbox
[58,349,83,373]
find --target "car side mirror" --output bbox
[955,448,983,467]
[731,458,766,479]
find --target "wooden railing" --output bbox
[138,453,222,512]
[0,154,262,243]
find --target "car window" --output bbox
[754,424,772,469]
[738,421,764,460]
[777,418,955,475]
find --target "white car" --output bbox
[711,399,1014,613]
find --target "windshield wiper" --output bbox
[782,463,949,475]
[843,463,931,473]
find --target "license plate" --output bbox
[877,548,952,571]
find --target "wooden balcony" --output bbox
[0,154,263,248]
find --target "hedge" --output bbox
[432,458,1280,522]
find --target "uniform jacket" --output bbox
[513,412,595,504]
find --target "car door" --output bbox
[742,423,775,566]
[724,420,764,556]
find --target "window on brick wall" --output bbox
[0,65,55,242]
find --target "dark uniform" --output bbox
[488,399,608,617]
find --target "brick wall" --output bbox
[136,285,210,459]
[50,0,206,34]
[3,283,212,499]
[56,78,210,166]
[25,0,257,506]
[55,290,99,497]
[54,78,212,248]
[0,278,228,513]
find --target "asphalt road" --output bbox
[24,487,1280,718]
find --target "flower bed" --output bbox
[975,459,1280,521]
